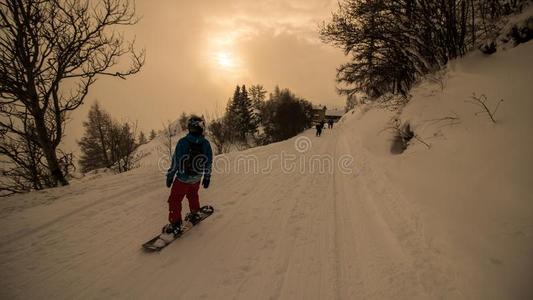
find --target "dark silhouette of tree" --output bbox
[249,84,265,128]
[345,94,357,112]
[249,85,267,109]
[149,129,157,140]
[225,85,256,142]
[161,120,176,162]
[108,121,138,173]
[320,0,522,100]
[0,0,145,189]
[138,131,147,145]
[1,111,54,195]
[78,103,113,172]
[78,103,138,173]
[261,87,313,143]
[208,118,232,154]
[178,112,189,131]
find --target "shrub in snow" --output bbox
[466,93,504,124]
[479,41,497,55]
[509,17,533,45]
[388,119,414,155]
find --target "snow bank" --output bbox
[338,41,533,299]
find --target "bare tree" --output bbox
[138,131,147,145]
[0,111,53,195]
[178,112,188,131]
[148,129,157,140]
[109,120,138,172]
[0,0,145,188]
[208,118,232,154]
[161,120,176,162]
[319,0,523,100]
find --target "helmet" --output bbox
[187,115,205,134]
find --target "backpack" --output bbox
[183,140,206,176]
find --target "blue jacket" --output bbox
[166,133,213,184]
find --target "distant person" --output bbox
[315,121,324,137]
[164,115,213,235]
[328,119,334,129]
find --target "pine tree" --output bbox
[240,85,257,139]
[225,85,263,143]
[249,85,267,109]
[78,103,114,172]
[249,84,266,133]
[225,86,242,141]
[227,86,240,133]
[78,103,139,173]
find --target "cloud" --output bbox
[62,0,345,153]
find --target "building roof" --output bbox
[312,104,327,110]
[326,108,344,117]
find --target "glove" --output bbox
[166,176,174,188]
[202,177,210,189]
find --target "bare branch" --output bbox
[466,93,504,123]
[0,0,144,191]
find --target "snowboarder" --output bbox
[164,115,213,236]
[315,121,324,137]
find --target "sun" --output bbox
[206,32,246,78]
[215,51,236,69]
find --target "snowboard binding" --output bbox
[200,205,214,214]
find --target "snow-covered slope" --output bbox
[1,43,532,300]
[337,40,533,299]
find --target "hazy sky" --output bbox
[65,0,346,152]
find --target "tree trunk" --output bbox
[33,112,69,186]
[96,119,111,167]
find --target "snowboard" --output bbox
[142,205,214,252]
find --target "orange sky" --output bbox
[64,0,346,152]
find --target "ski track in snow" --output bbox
[0,127,459,300]
[3,38,533,300]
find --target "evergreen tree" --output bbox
[78,103,139,173]
[225,85,256,142]
[249,85,267,109]
[225,88,240,142]
[240,85,257,139]
[78,103,113,172]
[260,87,313,143]
[249,84,266,127]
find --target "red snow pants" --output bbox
[168,180,201,224]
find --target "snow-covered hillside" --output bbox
[1,41,532,300]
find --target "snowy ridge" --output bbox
[1,42,532,299]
